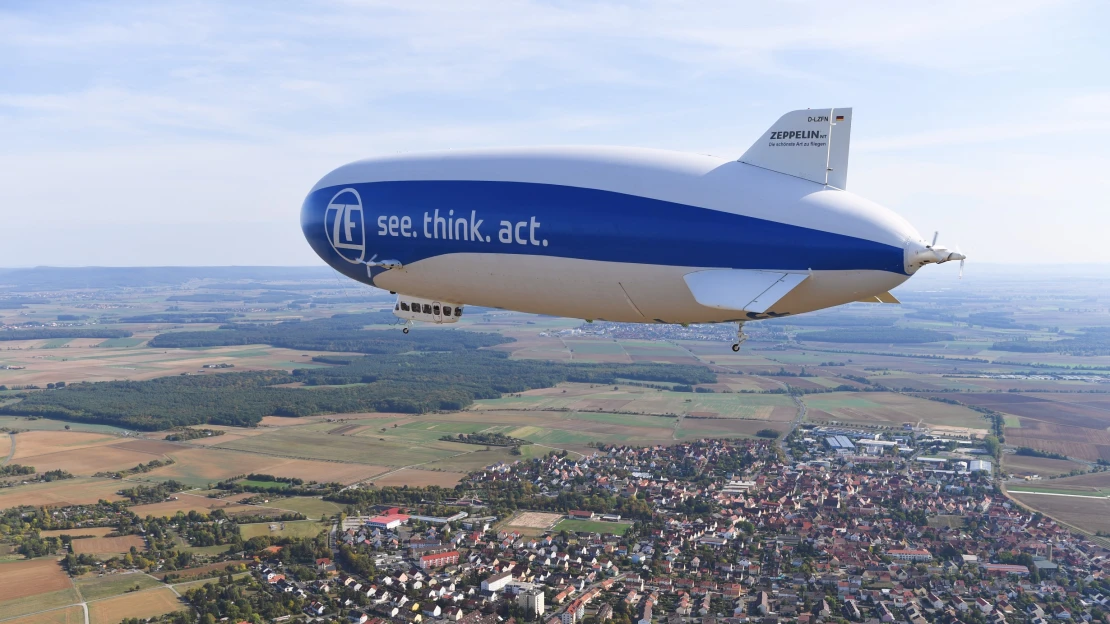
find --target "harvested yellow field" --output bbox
[0,478,124,509]
[70,535,146,555]
[0,559,72,601]
[12,431,121,460]
[88,587,184,624]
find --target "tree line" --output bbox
[0,328,132,341]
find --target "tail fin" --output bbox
[739,107,853,189]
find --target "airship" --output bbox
[301,107,964,350]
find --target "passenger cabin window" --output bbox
[422,304,432,314]
[400,302,410,312]
[454,307,463,317]
[443,306,452,316]
[433,305,441,316]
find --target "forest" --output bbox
[146,312,505,353]
[0,350,715,430]
[0,327,133,341]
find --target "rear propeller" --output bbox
[911,231,966,275]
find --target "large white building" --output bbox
[518,588,545,616]
[482,571,513,593]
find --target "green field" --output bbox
[0,588,80,620]
[265,496,344,518]
[77,572,163,601]
[215,429,466,466]
[41,338,73,349]
[554,519,631,535]
[563,341,626,355]
[239,520,325,539]
[0,416,129,434]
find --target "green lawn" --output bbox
[554,519,631,535]
[265,496,344,518]
[77,572,163,601]
[239,520,325,539]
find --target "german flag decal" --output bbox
[835,115,845,121]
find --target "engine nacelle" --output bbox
[393,295,463,325]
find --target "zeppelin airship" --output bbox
[301,107,964,350]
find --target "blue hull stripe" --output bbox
[301,180,907,285]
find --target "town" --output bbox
[48,431,1096,624]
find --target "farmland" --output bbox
[0,559,77,620]
[1009,491,1110,535]
[75,572,162,601]
[2,605,86,624]
[803,392,988,433]
[2,264,1110,542]
[87,587,185,624]
[70,535,146,556]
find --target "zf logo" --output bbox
[325,188,365,263]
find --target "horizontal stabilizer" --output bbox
[684,269,808,314]
[855,291,901,304]
[739,107,852,188]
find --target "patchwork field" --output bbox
[87,587,184,624]
[213,428,467,466]
[1003,454,1088,477]
[471,383,795,420]
[961,393,1110,430]
[70,535,146,556]
[0,340,339,386]
[1004,419,1110,462]
[143,446,390,487]
[804,392,988,432]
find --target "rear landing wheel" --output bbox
[731,343,740,352]
[402,327,409,334]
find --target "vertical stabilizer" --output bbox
[739,107,853,189]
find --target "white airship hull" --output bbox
[373,253,909,324]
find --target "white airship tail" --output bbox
[739,107,852,189]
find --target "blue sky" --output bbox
[1,0,1107,266]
